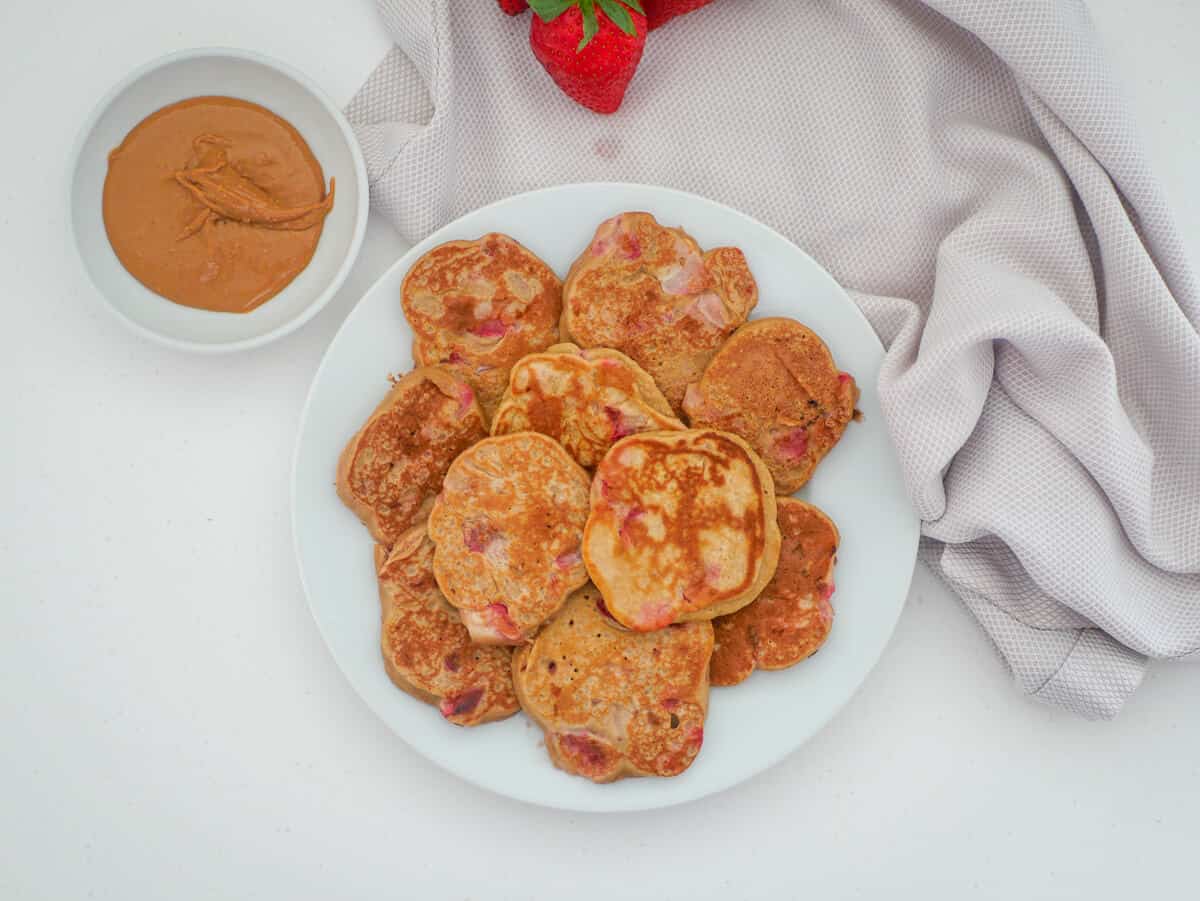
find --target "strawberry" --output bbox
[498,0,529,14]
[528,0,647,115]
[643,0,714,30]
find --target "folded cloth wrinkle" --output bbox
[346,0,1200,718]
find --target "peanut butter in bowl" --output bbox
[103,95,335,314]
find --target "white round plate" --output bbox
[292,183,918,812]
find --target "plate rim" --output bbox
[291,181,919,812]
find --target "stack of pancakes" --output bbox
[337,215,857,783]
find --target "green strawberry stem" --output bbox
[528,0,645,49]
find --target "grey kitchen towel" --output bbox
[346,0,1200,718]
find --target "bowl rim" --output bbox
[67,45,371,354]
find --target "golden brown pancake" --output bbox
[513,585,713,782]
[401,233,562,419]
[583,429,781,631]
[683,317,859,493]
[376,530,519,726]
[337,366,488,547]
[490,343,685,469]
[710,498,839,686]
[561,212,757,414]
[427,433,591,644]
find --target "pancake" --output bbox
[490,343,685,469]
[513,585,713,782]
[428,432,591,644]
[376,531,519,726]
[583,429,781,631]
[682,317,859,493]
[337,366,488,546]
[561,212,757,414]
[710,498,839,686]
[401,233,562,419]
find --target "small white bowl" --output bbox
[69,47,369,353]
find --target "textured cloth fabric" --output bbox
[346,0,1200,718]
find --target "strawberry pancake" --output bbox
[428,432,591,644]
[710,498,839,687]
[683,317,860,494]
[491,343,685,469]
[513,584,713,782]
[561,212,757,414]
[584,429,781,631]
[376,529,519,727]
[401,233,562,419]
[337,366,488,547]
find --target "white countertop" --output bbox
[2,2,1197,898]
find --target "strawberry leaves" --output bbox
[597,0,639,37]
[528,0,576,20]
[579,0,600,48]
[529,0,645,50]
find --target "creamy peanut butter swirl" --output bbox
[103,96,335,314]
[173,135,334,239]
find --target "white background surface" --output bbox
[1,1,1196,898]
